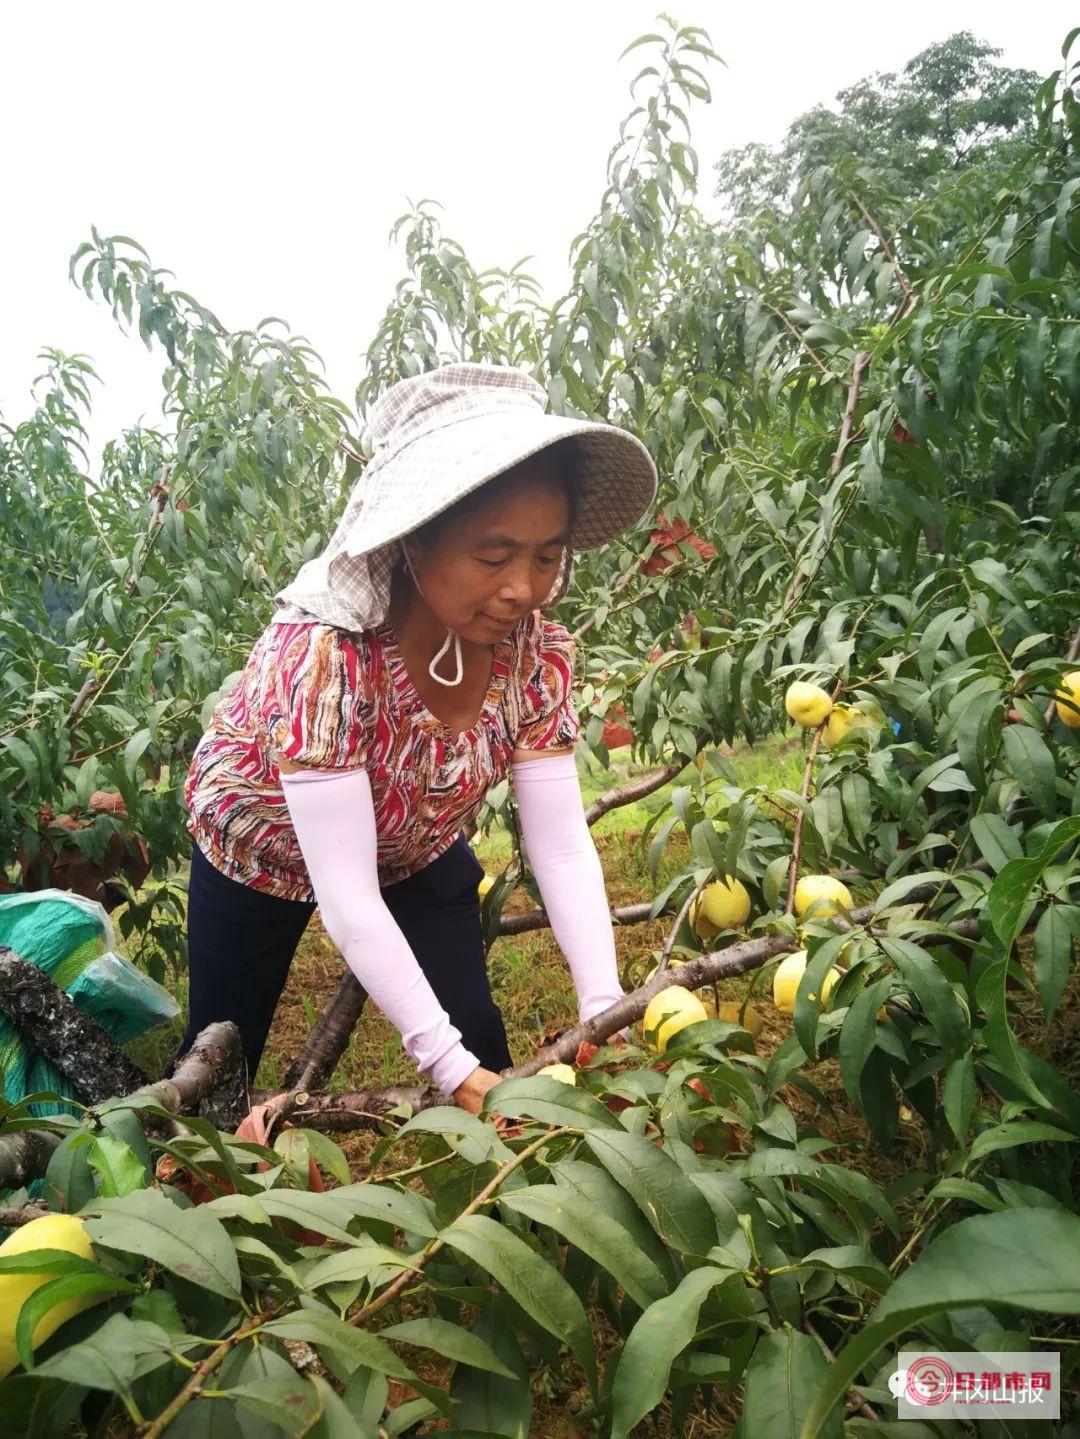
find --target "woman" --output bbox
[180,362,656,1114]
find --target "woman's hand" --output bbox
[453,1065,520,1138]
[452,1065,504,1115]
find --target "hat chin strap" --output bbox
[402,546,465,688]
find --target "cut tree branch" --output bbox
[0,1201,50,1228]
[275,905,984,1132]
[0,1022,247,1191]
[282,973,368,1094]
[0,1131,62,1192]
[0,947,147,1105]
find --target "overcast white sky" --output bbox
[3,2,1073,473]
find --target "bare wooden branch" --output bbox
[0,1023,247,1190]
[274,906,984,1131]
[283,973,368,1094]
[497,899,656,937]
[0,1131,62,1191]
[584,731,706,826]
[0,1201,50,1228]
[0,948,146,1105]
[146,1021,248,1122]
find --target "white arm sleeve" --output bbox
[511,752,628,1031]
[280,766,481,1096]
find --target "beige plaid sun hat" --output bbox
[274,362,658,632]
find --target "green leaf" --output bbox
[498,1168,673,1309]
[302,1243,422,1291]
[987,816,1080,953]
[33,1314,188,1394]
[483,1075,621,1131]
[874,870,952,912]
[263,1310,419,1383]
[1032,905,1075,1024]
[84,1134,147,1198]
[878,938,970,1059]
[441,1213,597,1395]
[582,1129,717,1256]
[794,935,849,1059]
[253,1191,364,1245]
[0,1250,106,1278]
[969,813,1023,873]
[790,1245,891,1292]
[748,1327,842,1439]
[383,1399,439,1436]
[967,1120,1076,1162]
[838,979,892,1107]
[447,1295,530,1438]
[379,1316,520,1380]
[941,1052,975,1144]
[611,1267,732,1439]
[307,1375,378,1439]
[288,1131,351,1188]
[14,1271,137,1373]
[43,1133,95,1214]
[123,728,152,782]
[979,960,1057,1112]
[330,1183,438,1238]
[1001,725,1058,819]
[798,1210,1080,1439]
[228,1375,323,1435]
[84,1188,241,1298]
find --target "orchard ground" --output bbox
[116,737,1080,1436]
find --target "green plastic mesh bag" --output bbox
[0,890,179,1122]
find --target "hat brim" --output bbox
[344,411,657,556]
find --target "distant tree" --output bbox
[715,32,1039,221]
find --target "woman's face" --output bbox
[405,453,571,645]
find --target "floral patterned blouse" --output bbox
[183,610,580,900]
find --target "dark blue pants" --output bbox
[178,835,512,1081]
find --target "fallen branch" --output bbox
[278,903,985,1131]
[0,1131,62,1192]
[283,973,368,1094]
[146,1022,249,1130]
[0,1201,50,1228]
[0,947,147,1104]
[0,1023,247,1190]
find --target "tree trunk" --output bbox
[283,973,368,1093]
[0,947,147,1104]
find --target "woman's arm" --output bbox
[510,748,629,1038]
[279,761,498,1106]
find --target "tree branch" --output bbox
[347,1126,570,1327]
[0,948,147,1105]
[276,905,984,1131]
[782,352,870,613]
